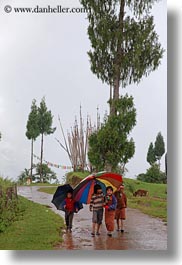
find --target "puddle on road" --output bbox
[56,206,167,250]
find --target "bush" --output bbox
[0,178,20,232]
[137,174,146,182]
[0,197,20,232]
[137,164,166,184]
[66,171,90,187]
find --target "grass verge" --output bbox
[38,187,57,194]
[0,196,64,250]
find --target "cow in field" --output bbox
[133,189,149,197]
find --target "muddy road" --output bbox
[17,186,167,250]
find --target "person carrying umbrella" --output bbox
[62,190,78,232]
[89,184,105,237]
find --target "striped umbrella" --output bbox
[73,171,123,204]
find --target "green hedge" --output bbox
[0,178,19,232]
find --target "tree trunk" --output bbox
[109,85,113,114]
[111,0,125,115]
[40,133,44,182]
[30,139,33,181]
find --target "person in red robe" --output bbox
[114,184,127,233]
[104,186,117,237]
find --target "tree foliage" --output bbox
[38,98,56,182]
[137,164,166,184]
[146,132,165,169]
[17,168,30,185]
[154,132,165,166]
[88,94,136,172]
[141,132,166,183]
[26,99,40,179]
[25,98,56,182]
[147,142,156,165]
[26,99,40,141]
[34,163,58,183]
[38,98,56,137]
[80,0,164,113]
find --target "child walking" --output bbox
[114,184,127,233]
[89,184,105,236]
[63,190,78,232]
[104,186,117,237]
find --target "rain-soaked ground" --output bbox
[17,186,167,250]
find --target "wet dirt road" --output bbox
[18,186,167,250]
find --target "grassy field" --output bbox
[29,183,59,186]
[0,196,64,250]
[38,186,58,194]
[38,173,167,222]
[66,171,90,180]
[123,178,167,221]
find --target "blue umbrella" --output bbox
[52,184,83,212]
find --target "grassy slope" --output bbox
[123,178,167,222]
[66,171,90,180]
[66,171,90,185]
[0,196,64,250]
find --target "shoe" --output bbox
[91,232,95,237]
[96,232,100,236]
[121,229,124,233]
[107,232,112,237]
[116,228,120,231]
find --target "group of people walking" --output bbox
[62,183,127,237]
[90,184,127,237]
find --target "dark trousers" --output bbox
[65,211,74,229]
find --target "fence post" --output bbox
[13,184,18,198]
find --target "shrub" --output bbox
[137,164,166,183]
[0,178,20,233]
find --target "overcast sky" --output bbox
[0,0,167,182]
